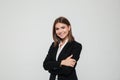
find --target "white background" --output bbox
[0,0,120,80]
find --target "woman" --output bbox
[43,16,82,80]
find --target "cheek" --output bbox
[55,30,59,35]
[64,29,69,33]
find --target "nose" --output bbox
[58,28,62,33]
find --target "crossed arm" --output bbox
[43,42,82,76]
[60,55,76,67]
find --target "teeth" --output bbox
[60,33,64,36]
[60,33,64,35]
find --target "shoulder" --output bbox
[69,41,82,51]
[71,41,82,48]
[49,42,54,48]
[51,42,54,46]
[48,42,55,53]
[49,42,58,48]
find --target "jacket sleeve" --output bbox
[58,42,82,76]
[43,43,61,71]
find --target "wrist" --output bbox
[60,60,65,66]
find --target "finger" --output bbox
[67,55,73,59]
[69,64,73,67]
[69,55,73,58]
[70,54,73,57]
[73,59,76,62]
[71,59,76,62]
[72,62,76,66]
[71,63,75,67]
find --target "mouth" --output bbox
[58,33,65,37]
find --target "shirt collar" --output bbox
[59,39,68,48]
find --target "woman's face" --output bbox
[55,22,70,41]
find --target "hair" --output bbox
[52,16,75,47]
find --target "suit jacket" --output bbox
[43,41,82,80]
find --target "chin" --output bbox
[59,36,65,39]
[60,37,66,40]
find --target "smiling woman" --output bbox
[43,16,82,80]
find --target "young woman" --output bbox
[43,16,82,80]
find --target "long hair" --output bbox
[52,16,75,47]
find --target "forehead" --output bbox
[55,22,67,28]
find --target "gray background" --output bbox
[0,0,120,80]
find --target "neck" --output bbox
[61,38,68,44]
[59,38,68,48]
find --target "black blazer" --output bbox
[43,41,82,80]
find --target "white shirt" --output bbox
[56,39,68,61]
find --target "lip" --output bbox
[58,33,65,37]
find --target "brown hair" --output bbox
[52,16,75,47]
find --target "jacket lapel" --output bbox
[57,42,72,61]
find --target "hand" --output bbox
[61,55,76,67]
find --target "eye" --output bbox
[61,26,65,29]
[55,27,59,30]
